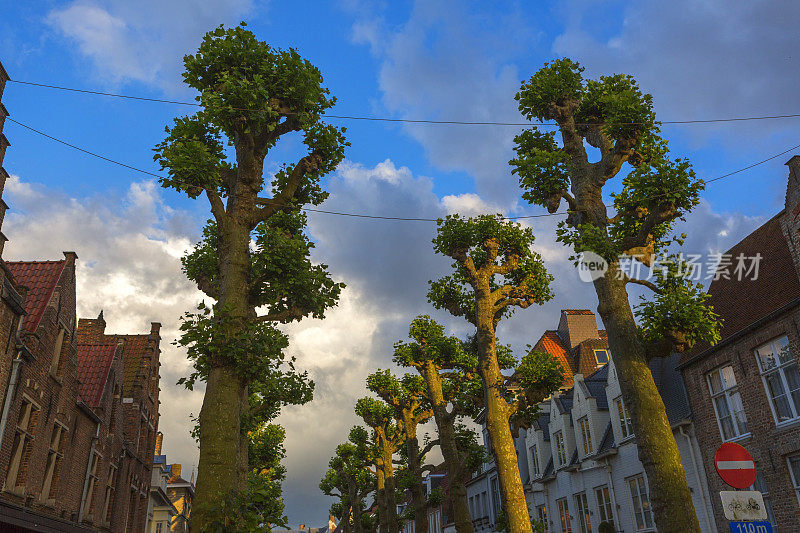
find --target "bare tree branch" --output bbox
[255,307,305,324]
[250,152,323,225]
[625,276,663,294]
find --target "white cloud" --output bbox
[46,0,257,93]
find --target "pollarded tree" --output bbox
[511,59,721,532]
[153,24,346,529]
[428,215,564,533]
[393,316,483,533]
[321,427,376,533]
[355,397,403,533]
[367,371,436,533]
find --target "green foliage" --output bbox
[427,487,444,507]
[634,255,722,350]
[366,370,431,424]
[429,214,553,324]
[511,350,565,428]
[197,471,287,533]
[355,397,395,432]
[513,57,720,354]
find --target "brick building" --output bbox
[0,58,164,532]
[77,313,163,532]
[679,157,800,530]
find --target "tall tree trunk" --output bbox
[476,294,532,533]
[594,264,700,533]
[383,449,399,533]
[420,364,474,533]
[405,431,428,533]
[376,465,388,533]
[192,211,253,528]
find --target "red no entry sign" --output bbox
[715,442,757,489]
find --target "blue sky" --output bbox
[1,0,799,525]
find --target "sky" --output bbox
[1,0,799,525]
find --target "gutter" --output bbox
[677,297,800,369]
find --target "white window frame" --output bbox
[557,497,572,533]
[530,443,540,477]
[5,396,41,491]
[554,430,567,467]
[707,365,749,441]
[595,485,614,529]
[573,492,591,533]
[755,335,800,425]
[788,454,800,507]
[537,504,549,533]
[40,422,67,502]
[578,416,593,455]
[593,349,609,366]
[627,474,654,531]
[615,396,634,440]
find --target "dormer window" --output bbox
[554,431,567,466]
[593,349,609,365]
[578,416,593,455]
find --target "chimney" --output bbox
[556,310,599,349]
[150,322,161,337]
[780,156,800,277]
[154,432,163,455]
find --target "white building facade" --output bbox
[466,355,717,532]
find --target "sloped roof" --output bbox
[652,353,692,424]
[103,334,149,396]
[535,330,575,386]
[562,309,594,315]
[583,363,610,410]
[596,422,616,456]
[681,212,800,365]
[6,260,66,332]
[76,343,117,409]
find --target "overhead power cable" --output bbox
[6,116,800,223]
[9,78,800,127]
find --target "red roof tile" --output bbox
[562,309,594,315]
[534,330,575,386]
[6,260,66,332]
[681,212,800,364]
[76,343,118,409]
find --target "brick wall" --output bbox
[682,309,800,529]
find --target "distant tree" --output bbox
[321,427,376,533]
[355,397,403,533]
[367,371,436,533]
[154,24,346,530]
[512,58,720,532]
[428,215,564,533]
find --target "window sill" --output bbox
[773,417,800,433]
[723,433,752,444]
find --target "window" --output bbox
[50,328,65,375]
[557,498,572,533]
[628,475,654,530]
[530,444,540,477]
[751,472,777,525]
[594,349,609,365]
[755,336,800,424]
[615,397,634,439]
[41,423,66,501]
[578,417,593,455]
[82,452,100,518]
[537,505,549,533]
[595,485,614,529]
[428,509,441,533]
[103,464,118,524]
[789,454,800,507]
[490,477,501,521]
[5,398,40,490]
[554,431,567,466]
[155,524,163,533]
[573,492,591,533]
[707,365,749,439]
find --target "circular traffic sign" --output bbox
[714,442,756,489]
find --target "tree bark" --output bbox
[405,433,428,533]
[382,448,399,533]
[376,466,388,533]
[420,363,474,533]
[593,264,701,533]
[192,147,261,529]
[475,292,532,533]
